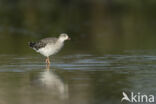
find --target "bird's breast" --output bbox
[37,43,63,57]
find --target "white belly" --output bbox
[37,43,63,57]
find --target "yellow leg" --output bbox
[45,57,50,64]
[47,57,50,65]
[45,57,50,70]
[45,57,48,64]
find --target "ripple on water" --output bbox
[0,54,156,104]
[0,54,156,72]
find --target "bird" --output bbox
[29,33,70,65]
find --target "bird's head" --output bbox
[59,33,71,41]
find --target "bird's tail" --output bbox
[28,42,36,48]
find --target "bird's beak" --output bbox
[67,37,71,40]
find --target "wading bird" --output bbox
[29,33,70,65]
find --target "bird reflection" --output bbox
[46,64,50,70]
[38,66,68,100]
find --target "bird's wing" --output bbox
[40,37,58,44]
[30,37,58,50]
[33,41,47,50]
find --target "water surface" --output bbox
[0,51,156,104]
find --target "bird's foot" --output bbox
[45,57,50,65]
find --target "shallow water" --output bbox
[0,51,156,104]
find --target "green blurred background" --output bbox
[0,0,156,55]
